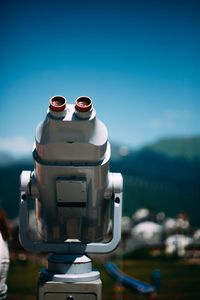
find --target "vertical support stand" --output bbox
[37,254,102,300]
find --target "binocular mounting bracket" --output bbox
[19,192,122,254]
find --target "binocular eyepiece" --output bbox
[49,95,92,113]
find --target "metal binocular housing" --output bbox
[20,96,123,254]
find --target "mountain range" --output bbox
[0,136,200,227]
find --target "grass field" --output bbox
[6,256,200,300]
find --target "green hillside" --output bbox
[111,148,200,227]
[142,136,200,159]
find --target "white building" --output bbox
[131,221,163,246]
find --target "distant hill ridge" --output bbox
[141,136,200,159]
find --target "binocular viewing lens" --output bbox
[50,96,66,112]
[75,96,92,112]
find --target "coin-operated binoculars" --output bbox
[19,96,123,300]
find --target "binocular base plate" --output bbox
[37,278,102,300]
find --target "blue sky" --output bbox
[0,0,199,156]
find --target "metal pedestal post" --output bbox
[37,254,102,300]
